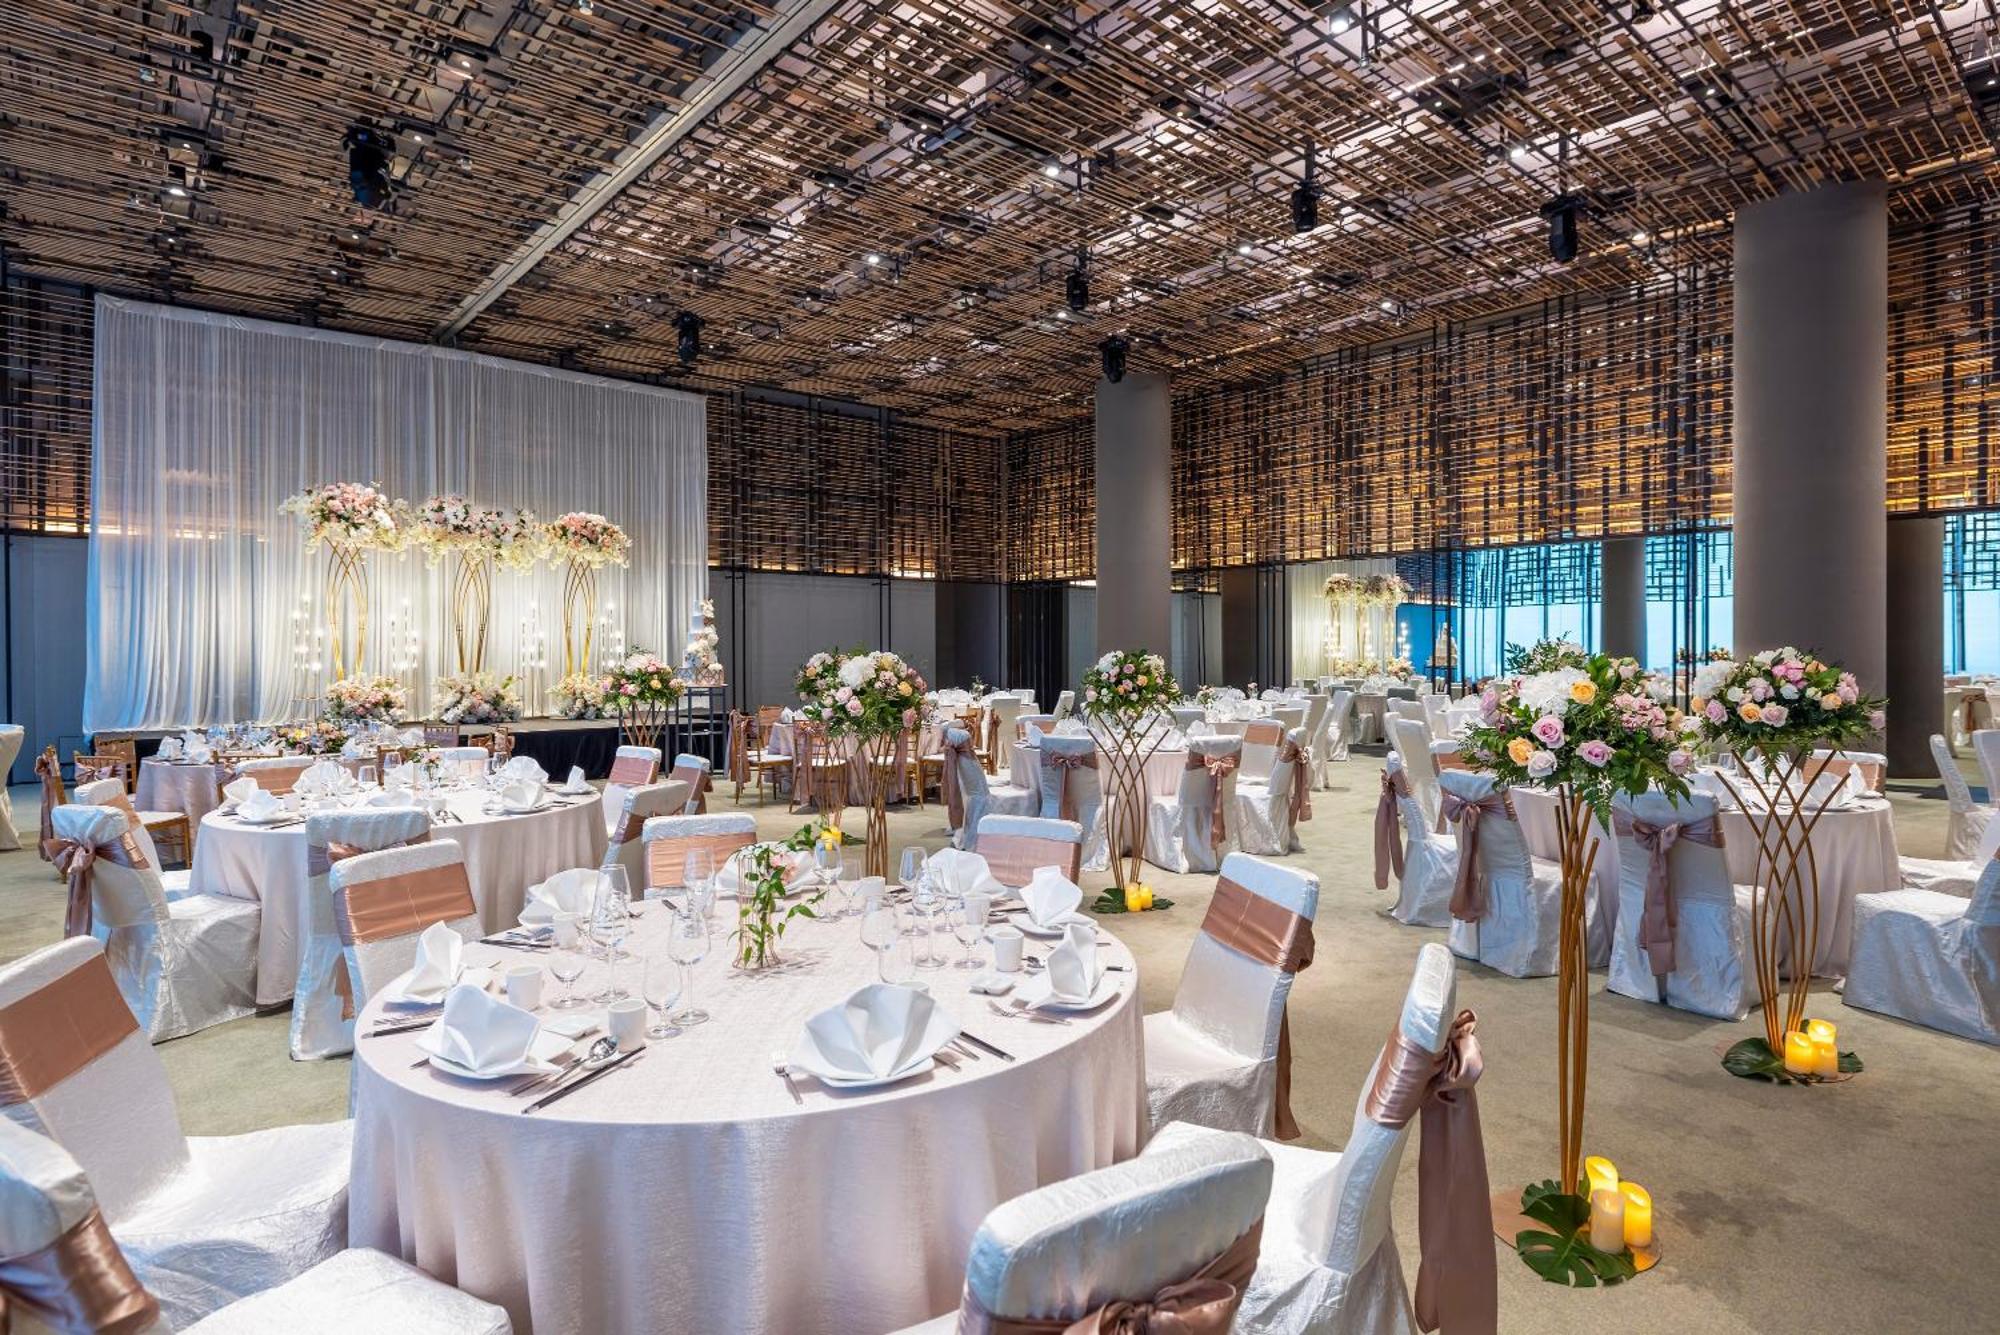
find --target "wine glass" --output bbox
[667,908,711,1025]
[861,904,907,984]
[358,764,377,788]
[590,875,632,1002]
[898,847,923,895]
[642,955,683,1040]
[910,867,943,970]
[954,892,990,970]
[383,752,402,784]
[813,840,844,918]
[681,848,713,914]
[600,866,635,960]
[548,913,588,1009]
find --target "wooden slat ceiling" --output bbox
[6,0,2000,429]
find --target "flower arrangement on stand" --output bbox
[549,672,611,720]
[1461,643,1689,1285]
[433,671,523,725]
[1080,650,1181,890]
[413,496,539,674]
[794,650,927,878]
[1690,648,1884,1084]
[603,651,685,751]
[542,512,630,676]
[280,483,410,679]
[322,673,408,727]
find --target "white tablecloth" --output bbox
[135,759,225,826]
[349,913,1145,1334]
[1008,741,1185,800]
[190,788,606,1005]
[1512,787,1899,976]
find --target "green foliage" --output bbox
[1513,1181,1639,1287]
[1090,890,1175,914]
[733,823,829,967]
[1720,1036,1864,1084]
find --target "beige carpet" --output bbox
[4,768,1995,1333]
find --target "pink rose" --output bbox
[1868,709,1886,731]
[1749,679,1770,702]
[1576,740,1612,767]
[1530,715,1565,748]
[845,698,863,716]
[1760,704,1787,726]
[1704,699,1727,724]
[1667,748,1692,775]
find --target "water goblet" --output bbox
[600,866,635,961]
[642,955,683,1040]
[590,875,632,1002]
[954,892,990,970]
[681,848,714,914]
[861,904,909,984]
[667,908,711,1025]
[911,870,944,971]
[548,913,589,1009]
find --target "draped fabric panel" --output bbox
[85,297,707,732]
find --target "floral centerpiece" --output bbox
[1361,572,1409,604]
[543,512,631,676]
[731,822,832,969]
[322,674,407,727]
[1690,648,1883,1082]
[1081,650,1181,888]
[549,672,611,720]
[1461,644,1688,1266]
[432,671,522,725]
[280,483,410,679]
[414,496,540,673]
[603,650,685,750]
[278,718,350,755]
[794,650,927,876]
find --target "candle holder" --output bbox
[1491,1178,1661,1286]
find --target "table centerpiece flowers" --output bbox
[549,672,611,720]
[1689,647,1883,1082]
[1080,649,1181,889]
[280,482,411,679]
[413,496,539,674]
[603,651,685,751]
[1460,642,1689,1281]
[322,674,407,728]
[542,512,630,675]
[432,671,523,726]
[794,650,927,877]
[277,719,351,755]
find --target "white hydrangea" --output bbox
[1690,660,1734,700]
[837,655,874,689]
[1096,652,1119,673]
[1517,667,1587,717]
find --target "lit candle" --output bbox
[1620,1182,1652,1249]
[1807,1019,1839,1078]
[1124,883,1147,913]
[1589,1188,1625,1254]
[1783,1029,1816,1076]
[1583,1155,1619,1200]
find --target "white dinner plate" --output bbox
[236,809,295,826]
[808,1055,938,1090]
[1010,911,1092,938]
[418,1027,570,1081]
[1016,969,1120,1012]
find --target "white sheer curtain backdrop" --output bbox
[1287,558,1398,682]
[85,296,707,732]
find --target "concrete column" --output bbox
[1733,182,1888,693]
[1601,537,1646,663]
[1885,517,1943,777]
[1094,373,1171,656]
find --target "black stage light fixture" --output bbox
[1099,335,1129,383]
[1324,2,1358,35]
[343,124,394,208]
[674,310,703,366]
[1065,256,1090,312]
[1291,142,1320,234]
[1542,194,1583,263]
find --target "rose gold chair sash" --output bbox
[1184,751,1238,853]
[1276,739,1312,822]
[1199,877,1315,1140]
[608,754,659,787]
[0,954,139,1106]
[0,1207,159,1335]
[645,831,755,890]
[49,836,144,940]
[33,753,62,864]
[1611,811,1724,978]
[942,734,977,830]
[955,1220,1262,1335]
[1041,749,1098,824]
[726,712,753,785]
[1374,769,1410,890]
[978,835,1081,889]
[335,862,477,946]
[1363,1010,1497,1335]
[669,763,710,815]
[1440,790,1513,923]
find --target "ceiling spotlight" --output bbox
[1325,2,1358,35]
[576,0,592,10]
[1542,194,1584,264]
[1042,162,1061,179]
[1630,229,1650,246]
[674,310,703,366]
[1291,141,1320,234]
[1099,335,1130,384]
[166,184,188,198]
[1378,298,1396,312]
[343,123,394,209]
[864,252,882,266]
[1065,256,1090,313]
[1509,143,1531,163]
[1236,241,1253,256]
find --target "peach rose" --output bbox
[1569,680,1597,704]
[1506,737,1536,765]
[1738,701,1763,723]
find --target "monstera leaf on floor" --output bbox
[1513,1180,1639,1287]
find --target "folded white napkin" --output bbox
[187,746,214,765]
[788,983,958,1084]
[296,759,349,797]
[520,868,602,926]
[157,738,183,760]
[1055,718,1088,737]
[501,756,549,787]
[1020,865,1084,930]
[340,737,368,759]
[401,728,425,746]
[422,984,541,1076]
[925,848,1006,899]
[1046,921,1103,1002]
[1189,720,1213,738]
[364,790,418,809]
[714,846,809,896]
[221,775,259,806]
[236,788,284,823]
[500,780,543,813]
[779,708,794,724]
[401,921,466,1004]
[563,765,589,793]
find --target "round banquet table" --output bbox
[135,758,226,825]
[1008,739,1186,800]
[1511,785,1899,976]
[190,787,605,1005]
[764,723,945,805]
[349,911,1146,1335]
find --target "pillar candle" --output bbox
[1620,1182,1653,1249]
[1589,1188,1626,1253]
[1808,1020,1839,1078]
[1583,1155,1619,1200]
[1782,1029,1816,1076]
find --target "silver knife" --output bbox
[524,1049,641,1113]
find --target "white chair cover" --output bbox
[1053,689,1076,721]
[330,842,482,1008]
[1239,720,1284,781]
[1318,690,1355,778]
[1844,853,2000,1045]
[1420,693,1452,741]
[602,780,692,888]
[1604,791,1753,1021]
[945,726,1036,851]
[51,805,258,1043]
[639,811,757,892]
[432,746,490,771]
[1146,736,1243,874]
[0,724,22,851]
[1934,734,1995,862]
[1144,853,1318,1137]
[670,754,712,814]
[986,696,1026,756]
[1035,734,1108,872]
[182,1247,512,1333]
[1973,730,2000,806]
[1148,943,1459,1335]
[70,777,189,899]
[1386,754,1458,929]
[1437,771,1604,977]
[602,745,664,834]
[1234,729,1305,857]
[0,939,350,1329]
[971,815,1083,889]
[1387,717,1440,830]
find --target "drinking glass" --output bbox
[600,866,635,960]
[383,753,402,782]
[642,955,683,1040]
[667,908,711,1025]
[681,848,713,913]
[358,764,377,788]
[590,874,632,1002]
[911,868,943,970]
[954,892,989,970]
[898,846,924,891]
[813,841,844,918]
[861,904,908,984]
[548,913,588,1009]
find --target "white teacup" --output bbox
[607,998,647,1050]
[503,964,544,1011]
[989,924,1025,974]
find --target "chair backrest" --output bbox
[669,753,712,814]
[1171,852,1319,1063]
[70,753,129,788]
[1301,943,1457,1273]
[1016,714,1057,740]
[0,938,187,1220]
[1611,790,1733,911]
[1811,749,1885,794]
[1053,690,1076,721]
[303,806,432,939]
[330,841,481,1006]
[973,815,1083,886]
[605,781,692,883]
[1327,689,1354,734]
[1968,852,2000,928]
[51,805,165,929]
[1386,698,1424,721]
[70,777,164,871]
[422,724,459,747]
[1421,693,1453,740]
[1385,752,1433,850]
[1974,730,2000,804]
[1428,737,1472,772]
[1271,705,1306,734]
[234,756,311,794]
[608,745,663,787]
[1240,719,1284,776]
[1301,693,1331,745]
[1390,716,1441,820]
[945,726,991,802]
[643,812,756,891]
[1035,734,1102,823]
[433,746,490,768]
[1932,734,1979,812]
[1436,769,1531,891]
[961,1130,1271,1324]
